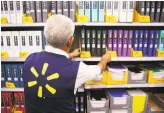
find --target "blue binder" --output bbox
[5,64,13,82]
[18,64,24,87]
[11,64,19,87]
[147,30,154,56]
[153,30,159,56]
[133,30,139,51]
[1,63,6,87]
[142,30,149,56]
[138,30,144,51]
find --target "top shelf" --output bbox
[1,22,164,27]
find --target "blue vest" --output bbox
[22,51,80,113]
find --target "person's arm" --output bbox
[74,53,111,93]
[68,48,81,59]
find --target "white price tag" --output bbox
[152,9,155,12]
[124,45,127,48]
[114,44,117,47]
[87,44,90,47]
[82,44,85,48]
[119,44,121,48]
[150,44,153,48]
[8,77,12,81]
[157,9,160,12]
[144,44,147,47]
[147,8,150,12]
[109,44,112,47]
[139,44,142,47]
[135,44,137,47]
[92,44,95,48]
[155,44,157,48]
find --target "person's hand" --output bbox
[101,53,111,63]
[71,48,81,57]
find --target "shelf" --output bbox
[1,22,164,27]
[85,83,164,89]
[1,57,164,62]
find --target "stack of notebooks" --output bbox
[136,1,164,22]
[1,92,25,113]
[1,63,24,88]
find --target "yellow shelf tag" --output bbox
[133,9,150,23]
[76,15,88,22]
[1,17,8,24]
[14,111,22,113]
[80,51,91,58]
[131,48,143,57]
[107,51,117,57]
[105,15,117,22]
[1,52,8,58]
[20,52,29,58]
[22,16,34,23]
[157,49,164,57]
[6,82,16,88]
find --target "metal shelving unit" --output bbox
[1,22,164,27]
[85,83,164,89]
[1,57,164,62]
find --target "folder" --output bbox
[108,30,113,51]
[138,1,145,15]
[4,31,12,57]
[42,1,49,22]
[133,30,139,51]
[150,1,155,22]
[51,1,56,15]
[25,1,30,16]
[27,31,34,54]
[57,1,62,15]
[20,31,29,54]
[78,1,85,15]
[16,1,23,23]
[160,2,164,22]
[112,1,119,22]
[98,1,105,22]
[142,30,149,56]
[102,30,107,55]
[11,31,20,57]
[9,1,16,24]
[36,1,42,22]
[119,1,127,22]
[34,31,42,52]
[155,1,161,22]
[85,1,91,22]
[4,92,13,113]
[86,30,91,51]
[158,30,164,50]
[1,63,6,87]
[145,1,150,15]
[127,1,134,22]
[153,30,159,56]
[18,64,24,87]
[19,93,26,113]
[11,64,19,87]
[117,30,123,56]
[127,30,133,56]
[1,93,7,113]
[138,30,143,51]
[91,30,96,56]
[122,30,128,56]
[91,1,98,22]
[63,1,68,17]
[147,30,155,56]
[69,1,76,21]
[105,1,113,16]
[3,1,10,23]
[97,30,102,56]
[113,30,118,52]
[14,93,21,111]
[81,29,86,51]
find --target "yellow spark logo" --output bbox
[28,63,59,98]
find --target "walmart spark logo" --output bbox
[28,63,59,98]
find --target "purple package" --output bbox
[108,30,113,51]
[117,30,123,56]
[122,30,128,56]
[112,30,118,52]
[127,30,133,56]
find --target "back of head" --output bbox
[44,15,75,48]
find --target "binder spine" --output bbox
[63,1,68,17]
[69,1,76,21]
[108,30,113,51]
[118,30,123,56]
[97,30,101,56]
[51,1,56,15]
[138,30,143,51]
[150,1,155,22]
[127,30,133,56]
[102,30,107,55]
[36,1,42,22]
[142,30,149,56]
[91,30,96,56]
[81,30,86,51]
[86,30,91,51]
[25,1,30,16]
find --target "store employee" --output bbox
[22,15,111,113]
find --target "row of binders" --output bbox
[81,29,164,57]
[75,92,86,113]
[136,1,164,22]
[1,1,76,23]
[87,89,164,113]
[1,92,26,113]
[1,63,24,88]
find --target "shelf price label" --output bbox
[1,52,8,58]
[6,82,16,88]
[20,52,29,58]
[22,16,34,23]
[1,17,8,24]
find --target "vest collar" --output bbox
[45,45,69,58]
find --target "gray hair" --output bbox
[44,15,75,48]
